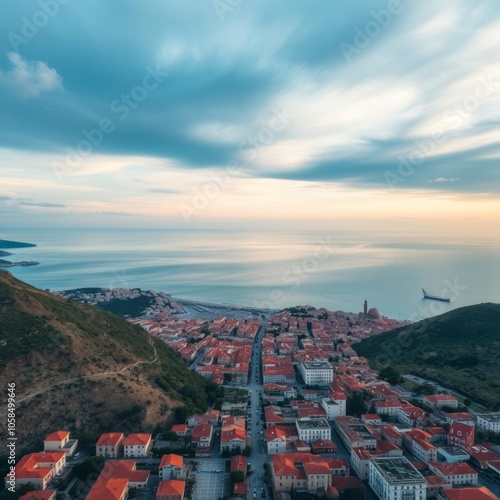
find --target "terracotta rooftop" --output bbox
[44,431,70,442]
[122,433,152,446]
[87,478,128,500]
[160,454,183,469]
[97,433,124,446]
[157,479,185,498]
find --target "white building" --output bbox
[159,454,184,480]
[429,462,478,486]
[122,434,152,458]
[321,397,346,420]
[369,457,427,500]
[298,361,333,386]
[477,412,500,434]
[266,426,288,454]
[295,418,331,443]
[411,439,438,465]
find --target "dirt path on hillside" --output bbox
[0,338,158,411]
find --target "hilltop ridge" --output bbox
[0,270,218,453]
[356,302,500,408]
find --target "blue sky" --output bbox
[1,0,500,230]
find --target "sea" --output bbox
[2,227,499,321]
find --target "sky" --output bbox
[1,0,500,233]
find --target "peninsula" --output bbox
[0,259,39,267]
[0,239,37,249]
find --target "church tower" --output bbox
[363,299,368,321]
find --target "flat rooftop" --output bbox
[301,361,332,370]
[349,424,376,440]
[438,446,470,457]
[296,418,330,430]
[371,457,426,485]
[322,398,341,406]
[479,412,500,423]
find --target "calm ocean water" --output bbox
[2,228,499,320]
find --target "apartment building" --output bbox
[369,457,427,500]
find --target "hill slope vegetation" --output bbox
[0,270,218,453]
[356,303,500,408]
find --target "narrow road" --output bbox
[0,338,158,411]
[246,315,269,498]
[403,374,488,414]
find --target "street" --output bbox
[246,315,269,498]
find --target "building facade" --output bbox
[369,457,427,500]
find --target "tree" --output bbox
[378,366,402,385]
[73,456,105,481]
[464,398,472,407]
[347,391,369,417]
[230,470,245,483]
[163,431,178,441]
[415,383,436,395]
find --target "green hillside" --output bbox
[356,303,500,408]
[0,270,218,453]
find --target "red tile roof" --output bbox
[375,440,402,455]
[230,455,247,472]
[331,476,365,490]
[431,462,477,476]
[97,433,124,446]
[311,439,336,450]
[172,425,188,433]
[44,431,70,442]
[221,427,246,443]
[192,424,212,440]
[425,394,457,403]
[87,478,128,500]
[303,462,331,474]
[413,438,436,452]
[425,426,448,436]
[446,412,474,421]
[425,475,448,486]
[440,486,498,500]
[325,458,349,470]
[157,480,185,499]
[233,482,247,494]
[14,453,65,480]
[96,460,149,483]
[160,454,183,469]
[19,491,57,500]
[122,433,151,446]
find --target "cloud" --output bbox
[144,188,180,194]
[90,211,134,216]
[0,52,63,98]
[428,177,461,183]
[18,201,66,207]
[0,0,499,198]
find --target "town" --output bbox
[6,292,500,500]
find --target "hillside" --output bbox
[356,303,500,408]
[0,271,218,453]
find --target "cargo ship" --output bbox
[422,288,451,302]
